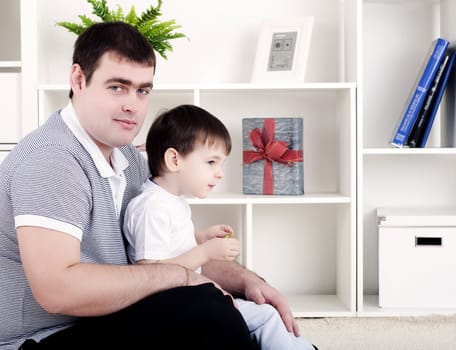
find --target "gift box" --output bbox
[242,117,304,195]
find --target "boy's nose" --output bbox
[216,169,224,179]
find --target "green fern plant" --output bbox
[56,0,187,59]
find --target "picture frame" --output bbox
[251,17,314,83]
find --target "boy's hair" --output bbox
[70,21,156,98]
[146,104,232,178]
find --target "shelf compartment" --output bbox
[189,202,355,316]
[0,72,22,143]
[363,0,441,149]
[361,155,456,314]
[0,0,21,62]
[198,85,355,196]
[250,203,355,316]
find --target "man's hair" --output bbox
[146,104,232,178]
[69,21,156,98]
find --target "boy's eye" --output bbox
[208,160,216,165]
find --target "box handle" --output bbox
[415,236,442,246]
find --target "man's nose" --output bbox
[121,93,140,113]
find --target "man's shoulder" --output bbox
[14,112,78,153]
[2,113,84,170]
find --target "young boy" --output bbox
[123,104,316,349]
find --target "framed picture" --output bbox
[251,17,314,83]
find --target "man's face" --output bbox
[71,52,155,160]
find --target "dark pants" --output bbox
[21,283,259,350]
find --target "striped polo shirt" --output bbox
[0,108,149,349]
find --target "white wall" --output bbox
[36,0,342,85]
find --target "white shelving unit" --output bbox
[4,0,358,318]
[16,0,456,318]
[358,0,456,316]
[38,82,357,317]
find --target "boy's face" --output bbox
[177,141,227,198]
[70,52,154,160]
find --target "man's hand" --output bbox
[244,277,300,337]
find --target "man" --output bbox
[0,21,301,349]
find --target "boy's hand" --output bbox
[202,237,240,261]
[196,224,234,243]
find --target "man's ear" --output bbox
[163,148,180,172]
[69,64,86,94]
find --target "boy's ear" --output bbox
[163,148,180,172]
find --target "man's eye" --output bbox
[138,88,151,96]
[208,160,216,165]
[110,85,123,92]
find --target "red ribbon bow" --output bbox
[243,118,303,194]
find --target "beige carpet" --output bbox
[297,315,456,350]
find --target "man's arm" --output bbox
[17,226,209,316]
[202,260,301,337]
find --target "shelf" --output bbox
[364,147,456,155]
[0,144,15,151]
[360,295,456,317]
[364,0,437,3]
[0,61,21,68]
[187,193,351,205]
[289,294,355,318]
[38,82,356,92]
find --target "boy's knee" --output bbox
[255,303,280,320]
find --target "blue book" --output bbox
[391,38,449,148]
[417,50,456,147]
[407,53,451,147]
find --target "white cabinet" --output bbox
[187,84,357,317]
[6,0,359,317]
[30,0,358,318]
[39,83,358,317]
[8,0,456,319]
[359,0,456,316]
[24,0,456,317]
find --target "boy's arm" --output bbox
[138,244,209,271]
[138,237,240,271]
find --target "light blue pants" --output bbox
[236,299,314,350]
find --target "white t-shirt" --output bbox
[123,179,199,269]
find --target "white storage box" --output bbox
[377,207,456,308]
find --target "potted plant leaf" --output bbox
[56,0,187,59]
